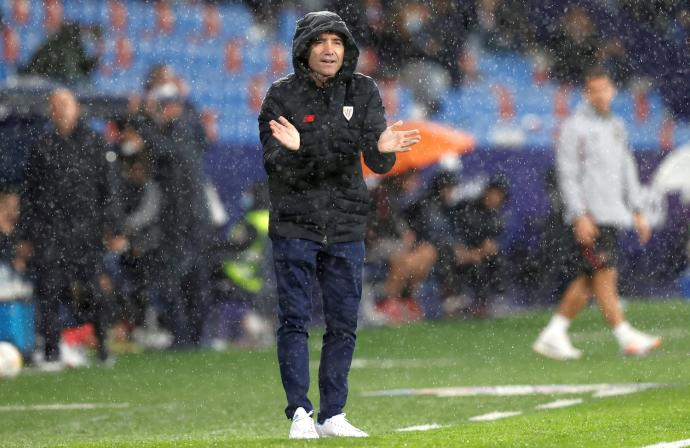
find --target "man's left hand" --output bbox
[377,121,421,153]
[633,212,651,245]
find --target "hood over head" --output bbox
[292,11,359,81]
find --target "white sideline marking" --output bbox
[396,424,446,432]
[643,439,690,448]
[362,383,664,398]
[535,399,583,410]
[469,411,522,422]
[0,403,130,412]
[593,384,657,398]
[310,358,457,370]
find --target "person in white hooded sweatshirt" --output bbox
[533,67,662,360]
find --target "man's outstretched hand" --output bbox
[377,121,421,153]
[270,116,300,151]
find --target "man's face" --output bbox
[585,76,616,114]
[483,188,506,210]
[307,32,345,81]
[49,89,80,135]
[0,193,20,234]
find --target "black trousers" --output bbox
[34,257,113,362]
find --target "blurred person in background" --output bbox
[22,22,101,83]
[259,11,420,439]
[365,175,436,324]
[445,176,509,319]
[206,181,274,349]
[21,88,123,369]
[533,68,661,360]
[403,170,463,318]
[108,118,164,348]
[138,83,213,349]
[0,186,25,272]
[546,5,601,86]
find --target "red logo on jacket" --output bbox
[303,114,316,123]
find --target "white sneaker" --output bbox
[35,359,65,373]
[315,413,369,438]
[620,328,662,356]
[533,330,583,360]
[289,407,319,439]
[59,342,89,369]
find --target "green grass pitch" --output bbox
[1,300,689,447]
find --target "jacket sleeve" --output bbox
[258,85,308,183]
[17,144,43,241]
[361,80,396,174]
[96,137,124,236]
[622,146,643,213]
[556,119,587,220]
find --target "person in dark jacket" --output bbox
[258,11,420,439]
[448,177,509,319]
[21,89,123,368]
[139,85,213,349]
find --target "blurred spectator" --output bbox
[207,181,273,348]
[0,185,28,274]
[138,83,213,348]
[597,37,634,88]
[20,89,123,368]
[477,0,535,53]
[366,176,436,324]
[404,170,462,316]
[547,5,600,86]
[22,22,100,82]
[109,118,163,341]
[441,175,509,319]
[398,2,448,116]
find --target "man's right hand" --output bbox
[574,214,598,247]
[269,116,300,151]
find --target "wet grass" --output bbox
[1,299,688,447]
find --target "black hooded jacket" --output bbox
[20,122,121,265]
[258,11,395,243]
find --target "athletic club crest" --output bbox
[343,106,353,121]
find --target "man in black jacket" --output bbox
[139,85,213,349]
[21,89,123,368]
[259,11,420,439]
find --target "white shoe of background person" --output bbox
[59,341,89,369]
[288,407,319,439]
[619,327,662,356]
[533,330,583,360]
[35,359,66,373]
[315,413,369,438]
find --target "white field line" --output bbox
[310,358,457,370]
[396,424,447,432]
[469,411,522,422]
[572,327,687,343]
[0,403,130,412]
[643,439,690,448]
[362,383,665,398]
[535,398,584,410]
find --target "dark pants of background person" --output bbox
[155,255,211,348]
[34,257,112,362]
[272,238,365,424]
[438,252,504,312]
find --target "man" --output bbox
[448,176,508,319]
[258,11,420,439]
[139,84,213,349]
[21,89,123,368]
[533,68,661,360]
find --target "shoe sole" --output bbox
[624,337,662,357]
[532,341,582,361]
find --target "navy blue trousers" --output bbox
[272,238,365,423]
